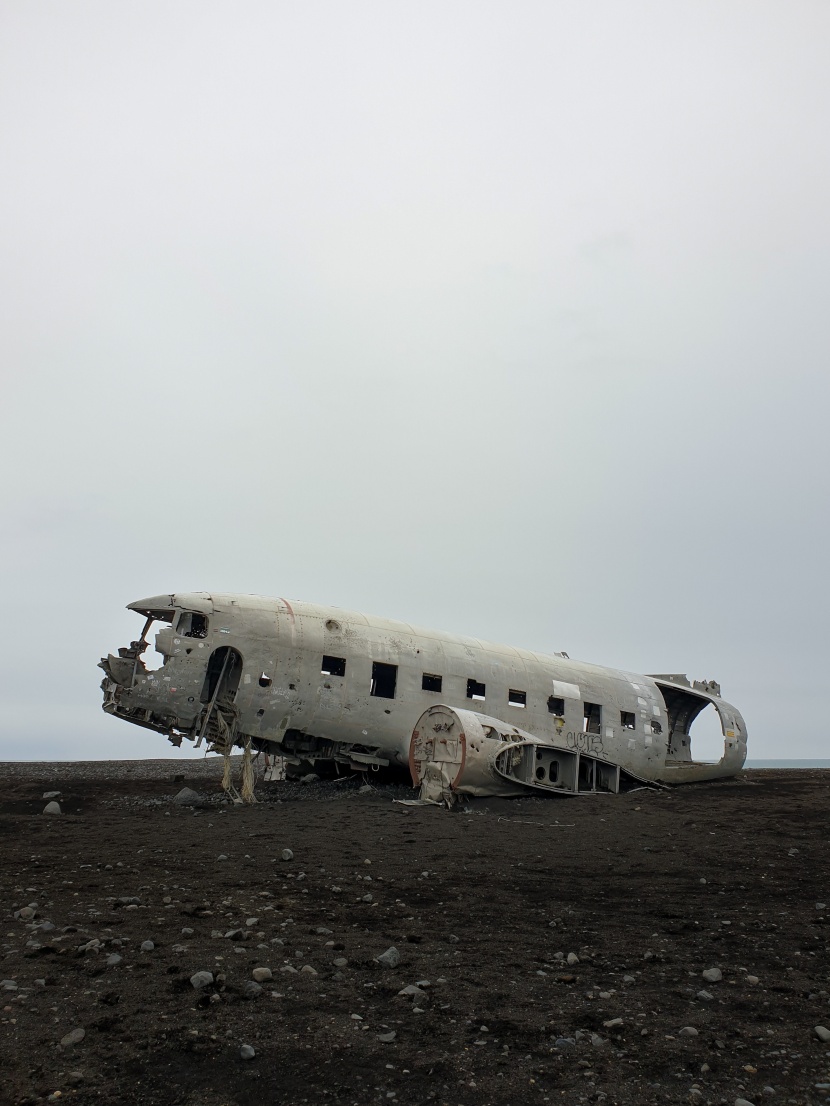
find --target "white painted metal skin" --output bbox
[100,592,747,791]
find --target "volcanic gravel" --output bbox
[1,762,829,1106]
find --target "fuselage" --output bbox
[100,591,747,785]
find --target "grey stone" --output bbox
[217,854,228,860]
[66,1072,84,1086]
[252,967,272,983]
[140,940,155,952]
[702,968,723,983]
[43,802,61,815]
[359,784,374,794]
[398,984,426,998]
[817,903,827,911]
[761,1088,775,1097]
[746,975,760,985]
[42,791,61,800]
[333,957,348,968]
[16,907,35,921]
[603,1018,623,1028]
[814,1025,830,1043]
[300,964,318,975]
[240,1044,256,1060]
[172,788,201,805]
[697,990,714,1001]
[566,952,579,965]
[735,1099,756,1106]
[377,946,401,969]
[299,773,318,783]
[679,1026,699,1037]
[377,1031,397,1042]
[60,1028,85,1047]
[190,971,214,990]
[106,953,122,967]
[242,981,263,998]
[281,849,294,861]
[316,927,333,935]
[280,964,298,974]
[554,1037,575,1048]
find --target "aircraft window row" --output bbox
[317,657,648,728]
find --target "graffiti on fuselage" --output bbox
[566,730,605,755]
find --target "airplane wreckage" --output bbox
[100,593,747,804]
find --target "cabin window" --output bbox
[466,678,486,702]
[651,719,662,735]
[547,695,565,717]
[259,672,272,688]
[508,689,527,708]
[371,661,397,699]
[321,655,346,677]
[620,710,635,729]
[583,702,602,734]
[422,673,442,692]
[177,612,208,639]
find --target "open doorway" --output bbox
[201,646,243,706]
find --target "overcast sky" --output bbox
[1,1,828,763]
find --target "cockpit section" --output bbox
[99,593,226,743]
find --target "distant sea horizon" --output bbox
[744,759,830,769]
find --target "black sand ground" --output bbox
[1,761,829,1106]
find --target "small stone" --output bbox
[377,1031,397,1042]
[697,990,714,1001]
[817,903,827,911]
[623,974,636,983]
[566,952,579,966]
[280,964,298,974]
[735,1099,756,1106]
[172,788,201,805]
[181,927,193,936]
[245,918,258,927]
[60,1028,85,1047]
[761,1089,775,1097]
[190,971,214,990]
[252,967,272,982]
[377,946,401,969]
[66,1073,84,1086]
[814,1025,830,1042]
[333,957,348,968]
[603,1018,623,1028]
[242,981,263,998]
[699,878,707,884]
[397,984,426,998]
[217,854,228,861]
[281,849,294,861]
[43,802,61,815]
[240,1044,256,1060]
[300,965,318,975]
[42,791,61,800]
[358,784,373,794]
[746,975,759,985]
[105,953,122,967]
[140,940,155,952]
[702,968,723,983]
[554,1038,575,1048]
[679,1026,699,1037]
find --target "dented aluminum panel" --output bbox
[100,591,748,795]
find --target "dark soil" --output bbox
[1,761,829,1106]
